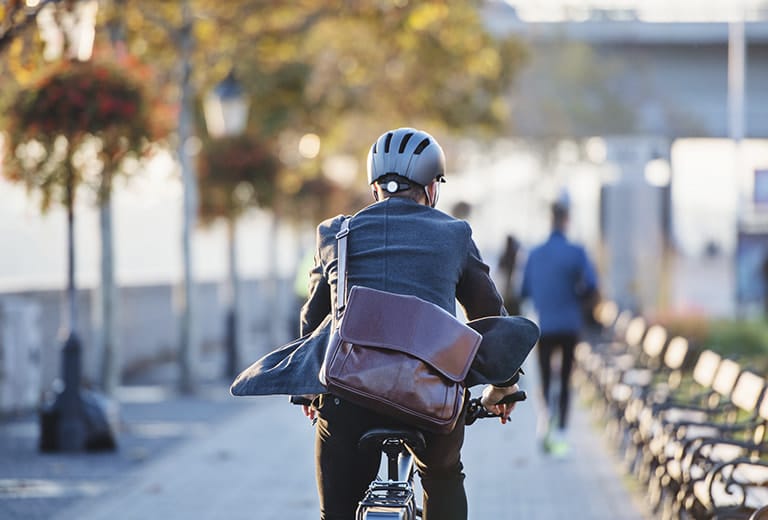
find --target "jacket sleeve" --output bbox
[299,251,331,336]
[456,238,507,320]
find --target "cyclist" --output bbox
[296,128,537,520]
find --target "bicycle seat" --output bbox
[358,428,426,452]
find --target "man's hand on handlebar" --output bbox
[290,395,318,422]
[291,391,526,428]
[481,384,522,424]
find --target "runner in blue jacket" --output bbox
[521,194,598,456]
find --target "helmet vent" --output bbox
[413,138,430,155]
[384,132,393,153]
[398,132,414,153]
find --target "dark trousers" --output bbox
[314,394,467,520]
[536,332,578,430]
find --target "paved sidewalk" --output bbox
[19,366,652,520]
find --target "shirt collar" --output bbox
[550,229,566,240]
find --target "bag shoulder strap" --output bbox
[335,217,351,322]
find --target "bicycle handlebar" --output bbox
[464,390,527,426]
[289,390,527,426]
[290,395,314,407]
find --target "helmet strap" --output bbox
[425,181,439,208]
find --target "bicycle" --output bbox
[293,389,527,519]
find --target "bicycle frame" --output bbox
[354,391,527,519]
[290,388,527,519]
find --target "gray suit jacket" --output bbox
[231,198,539,397]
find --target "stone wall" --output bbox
[0,277,295,414]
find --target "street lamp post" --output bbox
[203,70,250,378]
[204,70,250,138]
[37,0,116,452]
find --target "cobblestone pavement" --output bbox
[1,359,652,520]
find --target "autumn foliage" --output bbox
[2,58,164,209]
[197,133,280,224]
[7,59,162,140]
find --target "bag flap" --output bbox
[339,286,482,382]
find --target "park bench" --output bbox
[600,323,669,447]
[668,372,768,519]
[574,302,620,399]
[639,360,765,517]
[573,307,768,517]
[634,352,737,488]
[750,503,768,519]
[573,305,631,402]
[590,300,620,341]
[575,313,647,417]
[595,316,648,397]
[619,335,690,471]
[689,456,768,519]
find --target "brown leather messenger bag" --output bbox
[319,217,482,434]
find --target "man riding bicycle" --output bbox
[231,128,538,520]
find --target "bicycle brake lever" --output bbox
[464,401,484,426]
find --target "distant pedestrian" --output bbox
[291,248,316,337]
[761,252,768,318]
[497,234,521,315]
[521,193,598,457]
[450,200,472,221]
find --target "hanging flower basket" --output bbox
[2,59,163,209]
[197,133,280,224]
[8,59,161,140]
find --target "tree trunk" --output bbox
[98,190,120,395]
[268,212,282,348]
[66,166,78,338]
[224,218,240,377]
[177,0,198,393]
[98,0,127,397]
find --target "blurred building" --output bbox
[480,1,768,316]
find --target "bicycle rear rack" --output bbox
[357,480,416,519]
